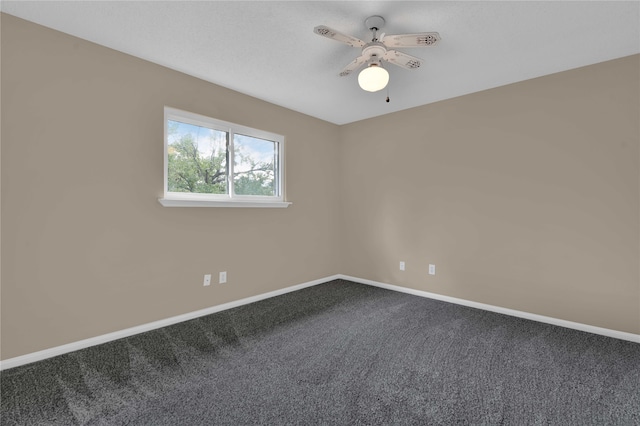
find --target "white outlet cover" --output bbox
[400,261,405,271]
[203,274,212,286]
[219,271,227,284]
[428,264,436,275]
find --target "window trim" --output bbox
[159,107,290,208]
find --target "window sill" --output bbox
[158,198,292,208]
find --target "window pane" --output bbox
[233,134,277,196]
[167,120,228,194]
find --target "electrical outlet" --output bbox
[203,274,211,286]
[219,271,227,284]
[428,264,436,275]
[399,261,405,271]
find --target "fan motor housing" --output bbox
[362,43,386,62]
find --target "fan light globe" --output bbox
[358,64,389,92]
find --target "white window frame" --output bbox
[158,107,290,208]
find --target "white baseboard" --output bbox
[0,274,342,371]
[2,273,637,370]
[338,274,640,344]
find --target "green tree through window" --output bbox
[233,134,277,196]
[166,118,278,197]
[167,121,228,194]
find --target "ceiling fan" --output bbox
[314,16,441,92]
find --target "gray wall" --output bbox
[340,55,639,334]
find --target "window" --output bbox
[159,107,289,207]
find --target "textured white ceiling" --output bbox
[2,1,639,125]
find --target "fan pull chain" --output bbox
[386,85,390,103]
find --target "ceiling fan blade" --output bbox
[383,50,424,70]
[338,55,367,77]
[383,32,441,48]
[314,25,366,48]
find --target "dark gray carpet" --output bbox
[1,279,639,425]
